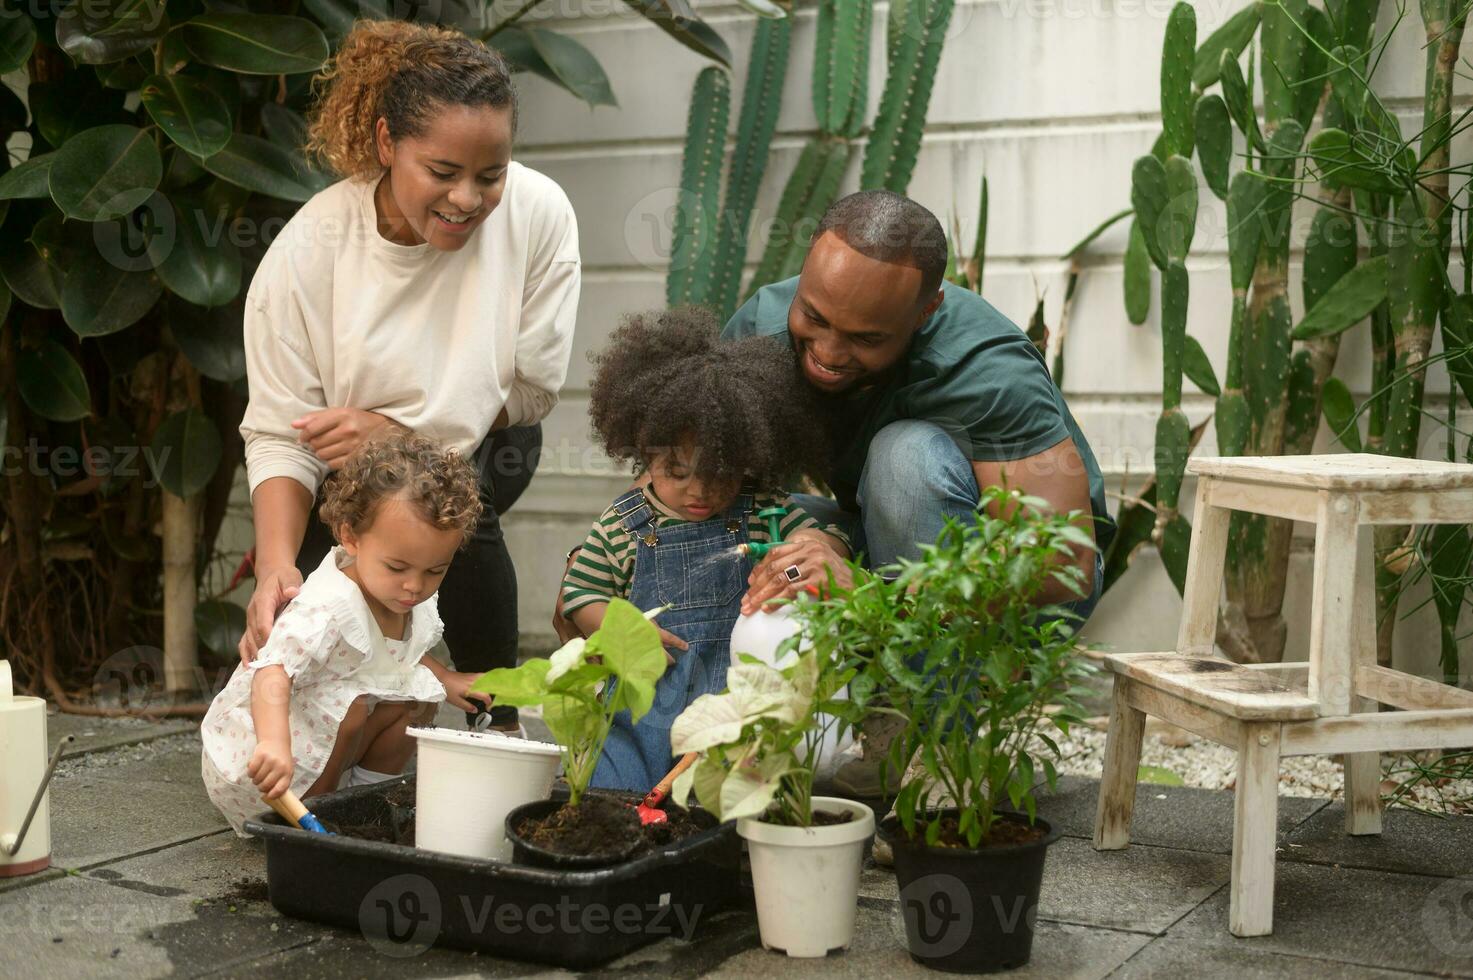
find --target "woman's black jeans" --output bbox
[296,424,543,728]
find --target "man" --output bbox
[729,189,1111,617]
[725,190,1112,810]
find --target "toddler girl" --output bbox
[560,308,848,792]
[203,433,491,835]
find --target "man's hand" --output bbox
[240,565,303,664]
[740,537,853,615]
[248,738,294,799]
[292,408,403,470]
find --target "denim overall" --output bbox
[590,487,754,792]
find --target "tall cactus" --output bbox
[667,67,730,308]
[860,0,954,192]
[707,16,792,318]
[746,0,874,299]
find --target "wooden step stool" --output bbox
[1092,453,1473,937]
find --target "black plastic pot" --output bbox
[879,809,1060,973]
[505,798,646,869]
[245,776,744,969]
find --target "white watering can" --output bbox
[1,660,71,877]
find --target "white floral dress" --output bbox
[201,547,448,835]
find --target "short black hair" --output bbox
[588,307,831,493]
[812,190,949,298]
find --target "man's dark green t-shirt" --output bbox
[722,276,1112,549]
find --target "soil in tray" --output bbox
[518,795,718,860]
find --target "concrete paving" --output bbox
[3,718,1472,978]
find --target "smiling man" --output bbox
[725,190,1112,618]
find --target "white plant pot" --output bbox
[737,796,876,957]
[409,727,561,861]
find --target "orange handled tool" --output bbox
[636,753,698,826]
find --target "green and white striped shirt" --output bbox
[561,486,846,616]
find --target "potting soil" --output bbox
[909,813,1048,848]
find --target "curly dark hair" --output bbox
[320,431,483,543]
[587,307,831,493]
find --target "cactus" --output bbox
[815,0,871,137]
[1124,218,1151,325]
[1216,170,1264,460]
[1217,48,1264,153]
[1320,376,1362,450]
[1259,0,1308,128]
[1193,4,1260,90]
[1130,154,1170,270]
[707,16,791,318]
[1161,3,1197,159]
[860,0,954,193]
[1194,94,1231,200]
[1154,259,1190,541]
[667,67,730,308]
[1162,154,1197,262]
[1292,7,1332,132]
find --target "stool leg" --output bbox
[1344,524,1382,835]
[1178,479,1231,657]
[1230,722,1281,937]
[1094,677,1145,850]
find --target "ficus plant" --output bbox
[0,0,730,704]
[469,597,667,806]
[668,646,862,826]
[792,486,1098,847]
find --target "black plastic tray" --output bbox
[245,776,745,968]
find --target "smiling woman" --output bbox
[235,20,581,733]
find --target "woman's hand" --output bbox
[240,565,304,664]
[292,408,404,470]
[740,537,853,615]
[440,671,494,714]
[658,628,687,667]
[248,738,294,799]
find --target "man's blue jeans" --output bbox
[792,419,1104,625]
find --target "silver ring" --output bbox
[783,563,802,583]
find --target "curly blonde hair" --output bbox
[320,431,483,544]
[304,20,517,180]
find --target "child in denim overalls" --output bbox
[558,308,848,792]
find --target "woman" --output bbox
[238,20,579,733]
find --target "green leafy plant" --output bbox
[668,646,861,826]
[468,597,667,805]
[792,486,1097,847]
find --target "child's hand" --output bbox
[441,671,494,714]
[658,628,687,668]
[248,739,294,799]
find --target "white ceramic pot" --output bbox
[409,727,561,861]
[737,796,876,957]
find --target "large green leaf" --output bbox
[0,13,36,73]
[141,74,232,158]
[149,407,222,498]
[168,296,246,382]
[180,13,328,75]
[0,153,58,201]
[0,207,69,310]
[149,195,241,307]
[196,133,320,202]
[29,78,129,148]
[299,0,388,38]
[19,340,91,422]
[493,27,617,108]
[195,599,247,659]
[620,0,731,68]
[49,125,163,221]
[61,258,162,337]
[55,0,168,65]
[1320,377,1361,451]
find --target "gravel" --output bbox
[1051,721,1473,815]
